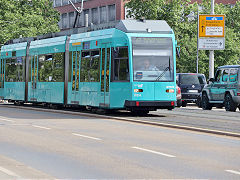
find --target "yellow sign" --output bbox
[72,42,81,46]
[199,15,225,37]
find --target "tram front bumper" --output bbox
[124,100,176,111]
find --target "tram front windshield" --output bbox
[132,37,174,82]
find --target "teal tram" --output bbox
[0,20,178,114]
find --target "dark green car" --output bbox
[201,65,240,112]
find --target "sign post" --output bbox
[198,14,225,78]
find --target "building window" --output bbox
[108,4,116,21]
[55,0,62,7]
[100,6,107,23]
[62,0,68,6]
[92,8,98,25]
[84,9,90,26]
[69,12,75,28]
[62,13,68,29]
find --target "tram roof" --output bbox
[4,20,173,45]
[116,20,172,34]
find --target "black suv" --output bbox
[176,73,206,107]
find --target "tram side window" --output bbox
[5,57,25,82]
[52,53,64,82]
[80,50,100,82]
[111,47,129,81]
[38,53,64,82]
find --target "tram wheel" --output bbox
[131,110,149,116]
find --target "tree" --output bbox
[0,0,60,45]
[125,0,240,78]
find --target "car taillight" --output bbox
[178,87,181,94]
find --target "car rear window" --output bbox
[198,75,206,84]
[180,74,200,85]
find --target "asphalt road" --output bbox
[0,105,240,179]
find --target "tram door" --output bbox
[100,44,111,107]
[0,59,4,88]
[0,59,4,99]
[71,48,80,95]
[29,55,38,101]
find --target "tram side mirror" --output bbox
[176,45,180,59]
[175,41,180,58]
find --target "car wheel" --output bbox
[224,93,237,112]
[182,101,187,107]
[177,100,182,107]
[196,96,202,108]
[202,93,212,110]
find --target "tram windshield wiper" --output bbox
[155,67,169,81]
[155,57,172,81]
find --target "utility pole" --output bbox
[69,0,84,28]
[209,0,215,78]
[197,6,199,74]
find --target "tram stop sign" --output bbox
[198,14,225,50]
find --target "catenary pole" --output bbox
[209,0,215,78]
[197,6,199,73]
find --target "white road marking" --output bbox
[132,146,176,158]
[0,116,15,122]
[32,125,51,130]
[225,170,240,175]
[0,166,21,178]
[72,133,102,141]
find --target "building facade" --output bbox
[53,0,126,30]
[190,0,238,5]
[53,0,238,30]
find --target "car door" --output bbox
[210,69,223,101]
[218,69,229,100]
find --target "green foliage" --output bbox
[0,0,60,45]
[125,0,240,78]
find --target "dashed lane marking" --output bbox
[132,146,176,158]
[72,133,102,141]
[32,125,51,130]
[0,116,15,123]
[225,170,240,175]
[0,166,21,178]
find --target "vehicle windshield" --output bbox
[180,74,206,85]
[132,37,174,82]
